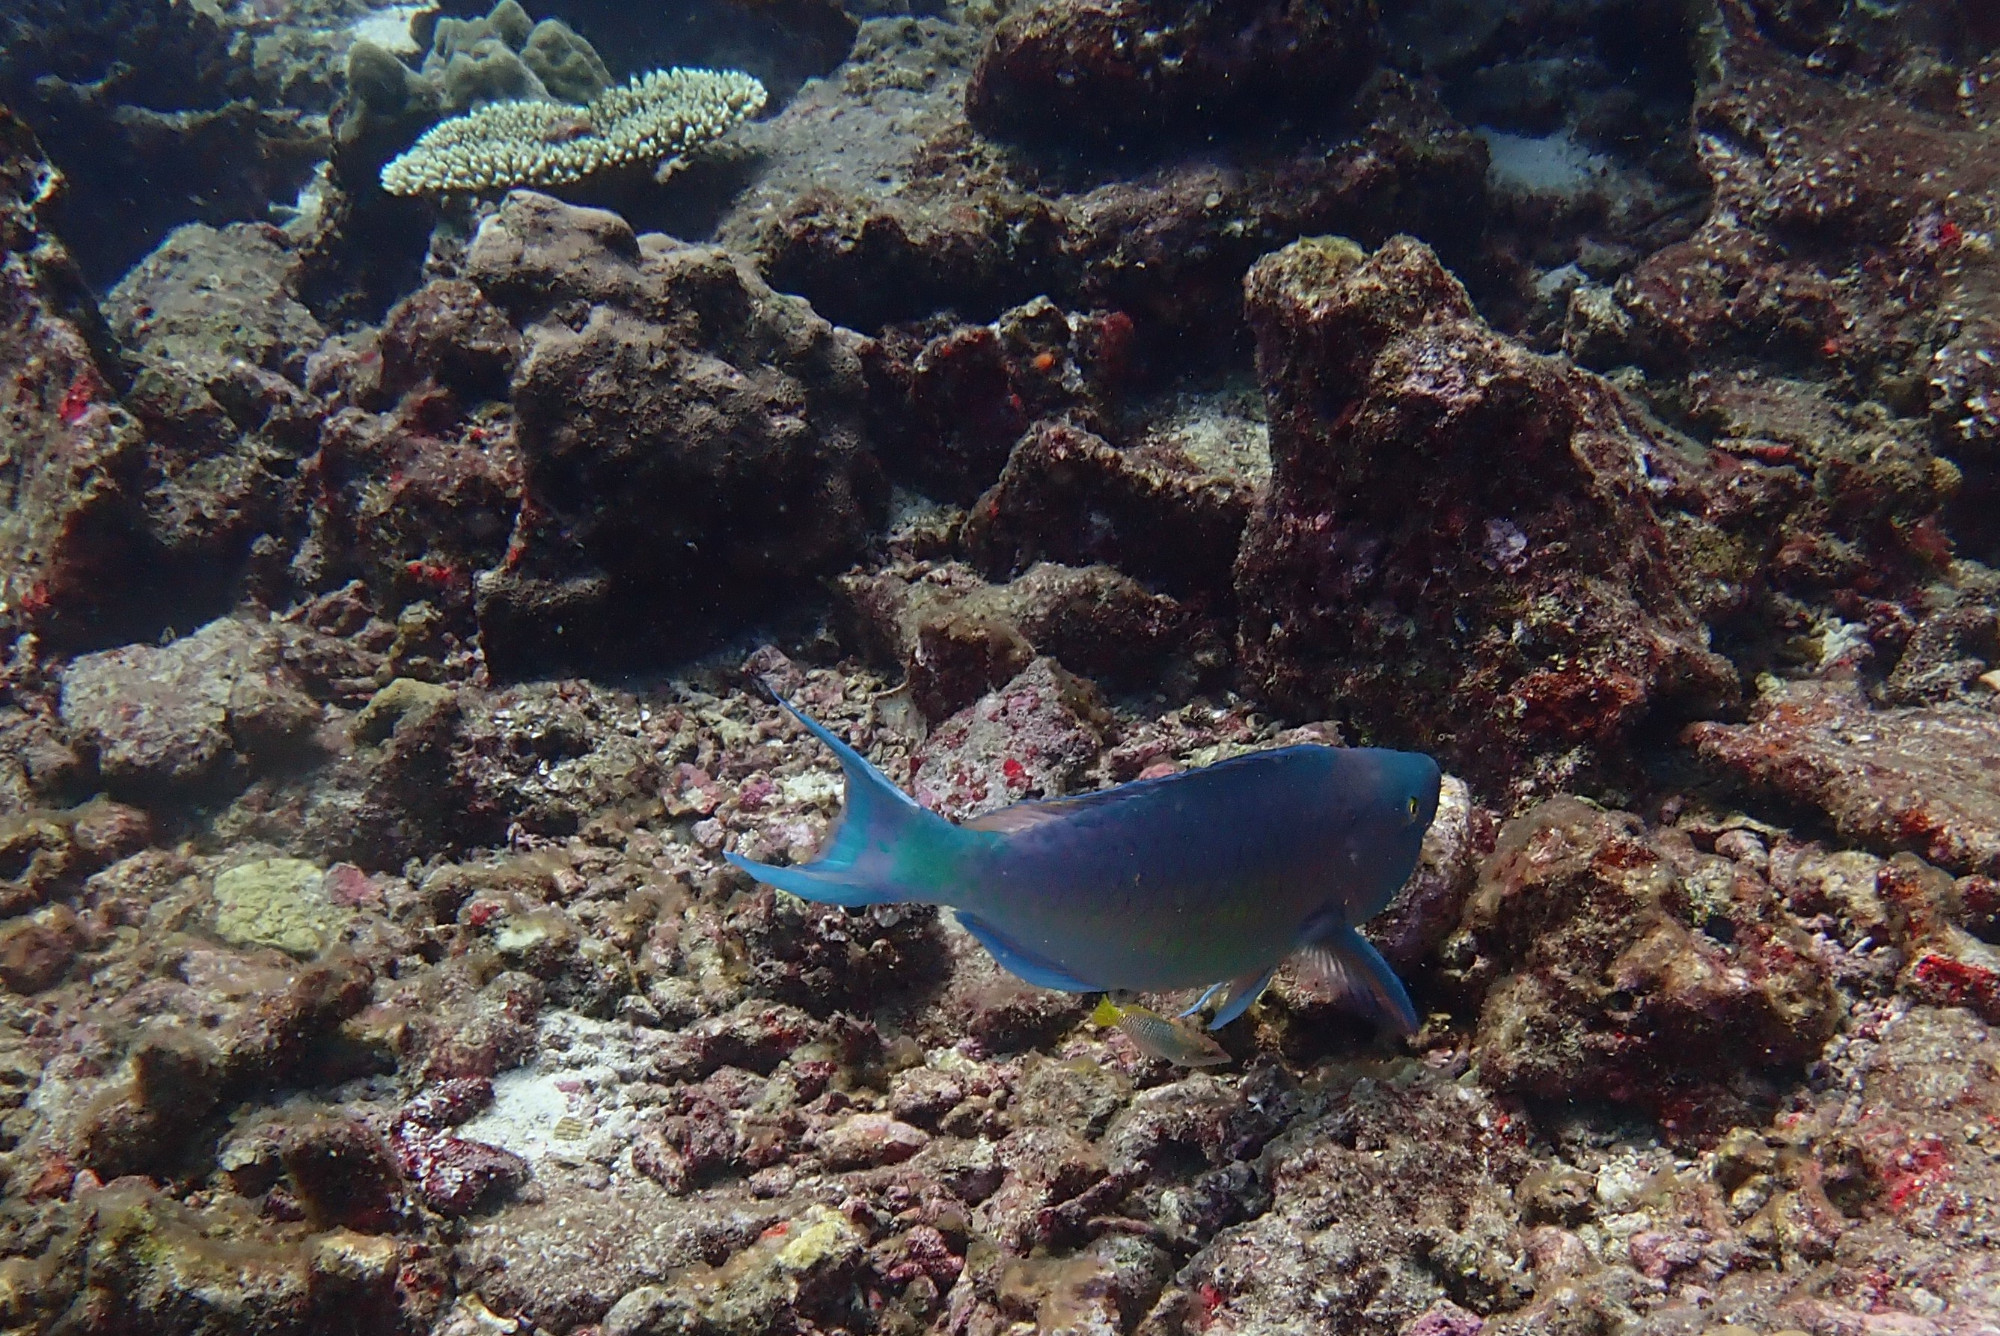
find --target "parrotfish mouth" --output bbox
[726,688,1434,1038]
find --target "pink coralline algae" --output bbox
[388,1120,526,1218]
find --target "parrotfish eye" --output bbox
[1406,794,1421,822]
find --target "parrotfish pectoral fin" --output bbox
[1207,964,1278,1030]
[1295,919,1420,1036]
[955,912,1103,992]
[725,691,962,909]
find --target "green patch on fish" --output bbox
[727,692,1440,1037]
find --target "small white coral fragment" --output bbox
[380,67,766,196]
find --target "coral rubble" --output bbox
[3,1,2000,1333]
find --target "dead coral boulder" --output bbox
[1678,371,1957,601]
[293,404,521,629]
[965,415,1264,599]
[107,222,324,386]
[910,657,1108,821]
[1875,853,2000,1024]
[465,192,885,673]
[1616,33,2000,465]
[0,799,151,918]
[374,277,521,408]
[68,947,377,1179]
[966,0,1379,151]
[1236,234,1741,800]
[0,905,82,994]
[73,1026,225,1179]
[862,297,1121,503]
[742,54,1484,364]
[59,617,322,802]
[389,1121,526,1216]
[1449,798,1838,1124]
[97,222,328,633]
[1688,677,2000,879]
[1143,1065,1530,1334]
[256,1109,402,1232]
[734,887,942,1012]
[0,111,162,654]
[838,560,1202,721]
[1880,601,1998,706]
[60,1181,418,1336]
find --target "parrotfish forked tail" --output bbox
[724,694,1441,1036]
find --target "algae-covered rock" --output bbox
[212,858,353,958]
[1236,234,1743,801]
[60,619,320,800]
[704,1205,867,1334]
[353,677,457,744]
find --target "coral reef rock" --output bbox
[1236,233,1742,800]
[965,413,1266,601]
[1618,33,2000,470]
[838,559,1203,722]
[58,617,320,803]
[967,0,1380,152]
[1449,797,1839,1125]
[464,191,885,673]
[726,21,1484,366]
[909,656,1109,821]
[0,0,326,285]
[1690,677,2000,879]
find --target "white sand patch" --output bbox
[346,4,433,56]
[1477,128,1613,199]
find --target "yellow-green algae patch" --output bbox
[212,859,353,958]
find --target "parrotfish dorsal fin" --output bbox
[963,802,1075,835]
[724,693,961,908]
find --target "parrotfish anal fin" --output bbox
[1208,965,1277,1030]
[725,690,957,908]
[1177,981,1226,1019]
[955,912,1103,992]
[1295,919,1420,1036]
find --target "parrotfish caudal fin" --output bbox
[723,695,962,909]
[1295,917,1421,1036]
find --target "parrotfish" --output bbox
[725,697,1440,1034]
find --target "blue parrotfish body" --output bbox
[725,697,1441,1034]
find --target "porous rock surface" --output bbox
[1689,677,2000,880]
[4,3,2000,1334]
[465,191,884,673]
[1236,233,1742,800]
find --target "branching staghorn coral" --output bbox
[379,67,766,195]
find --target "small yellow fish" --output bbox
[1091,998,1232,1068]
